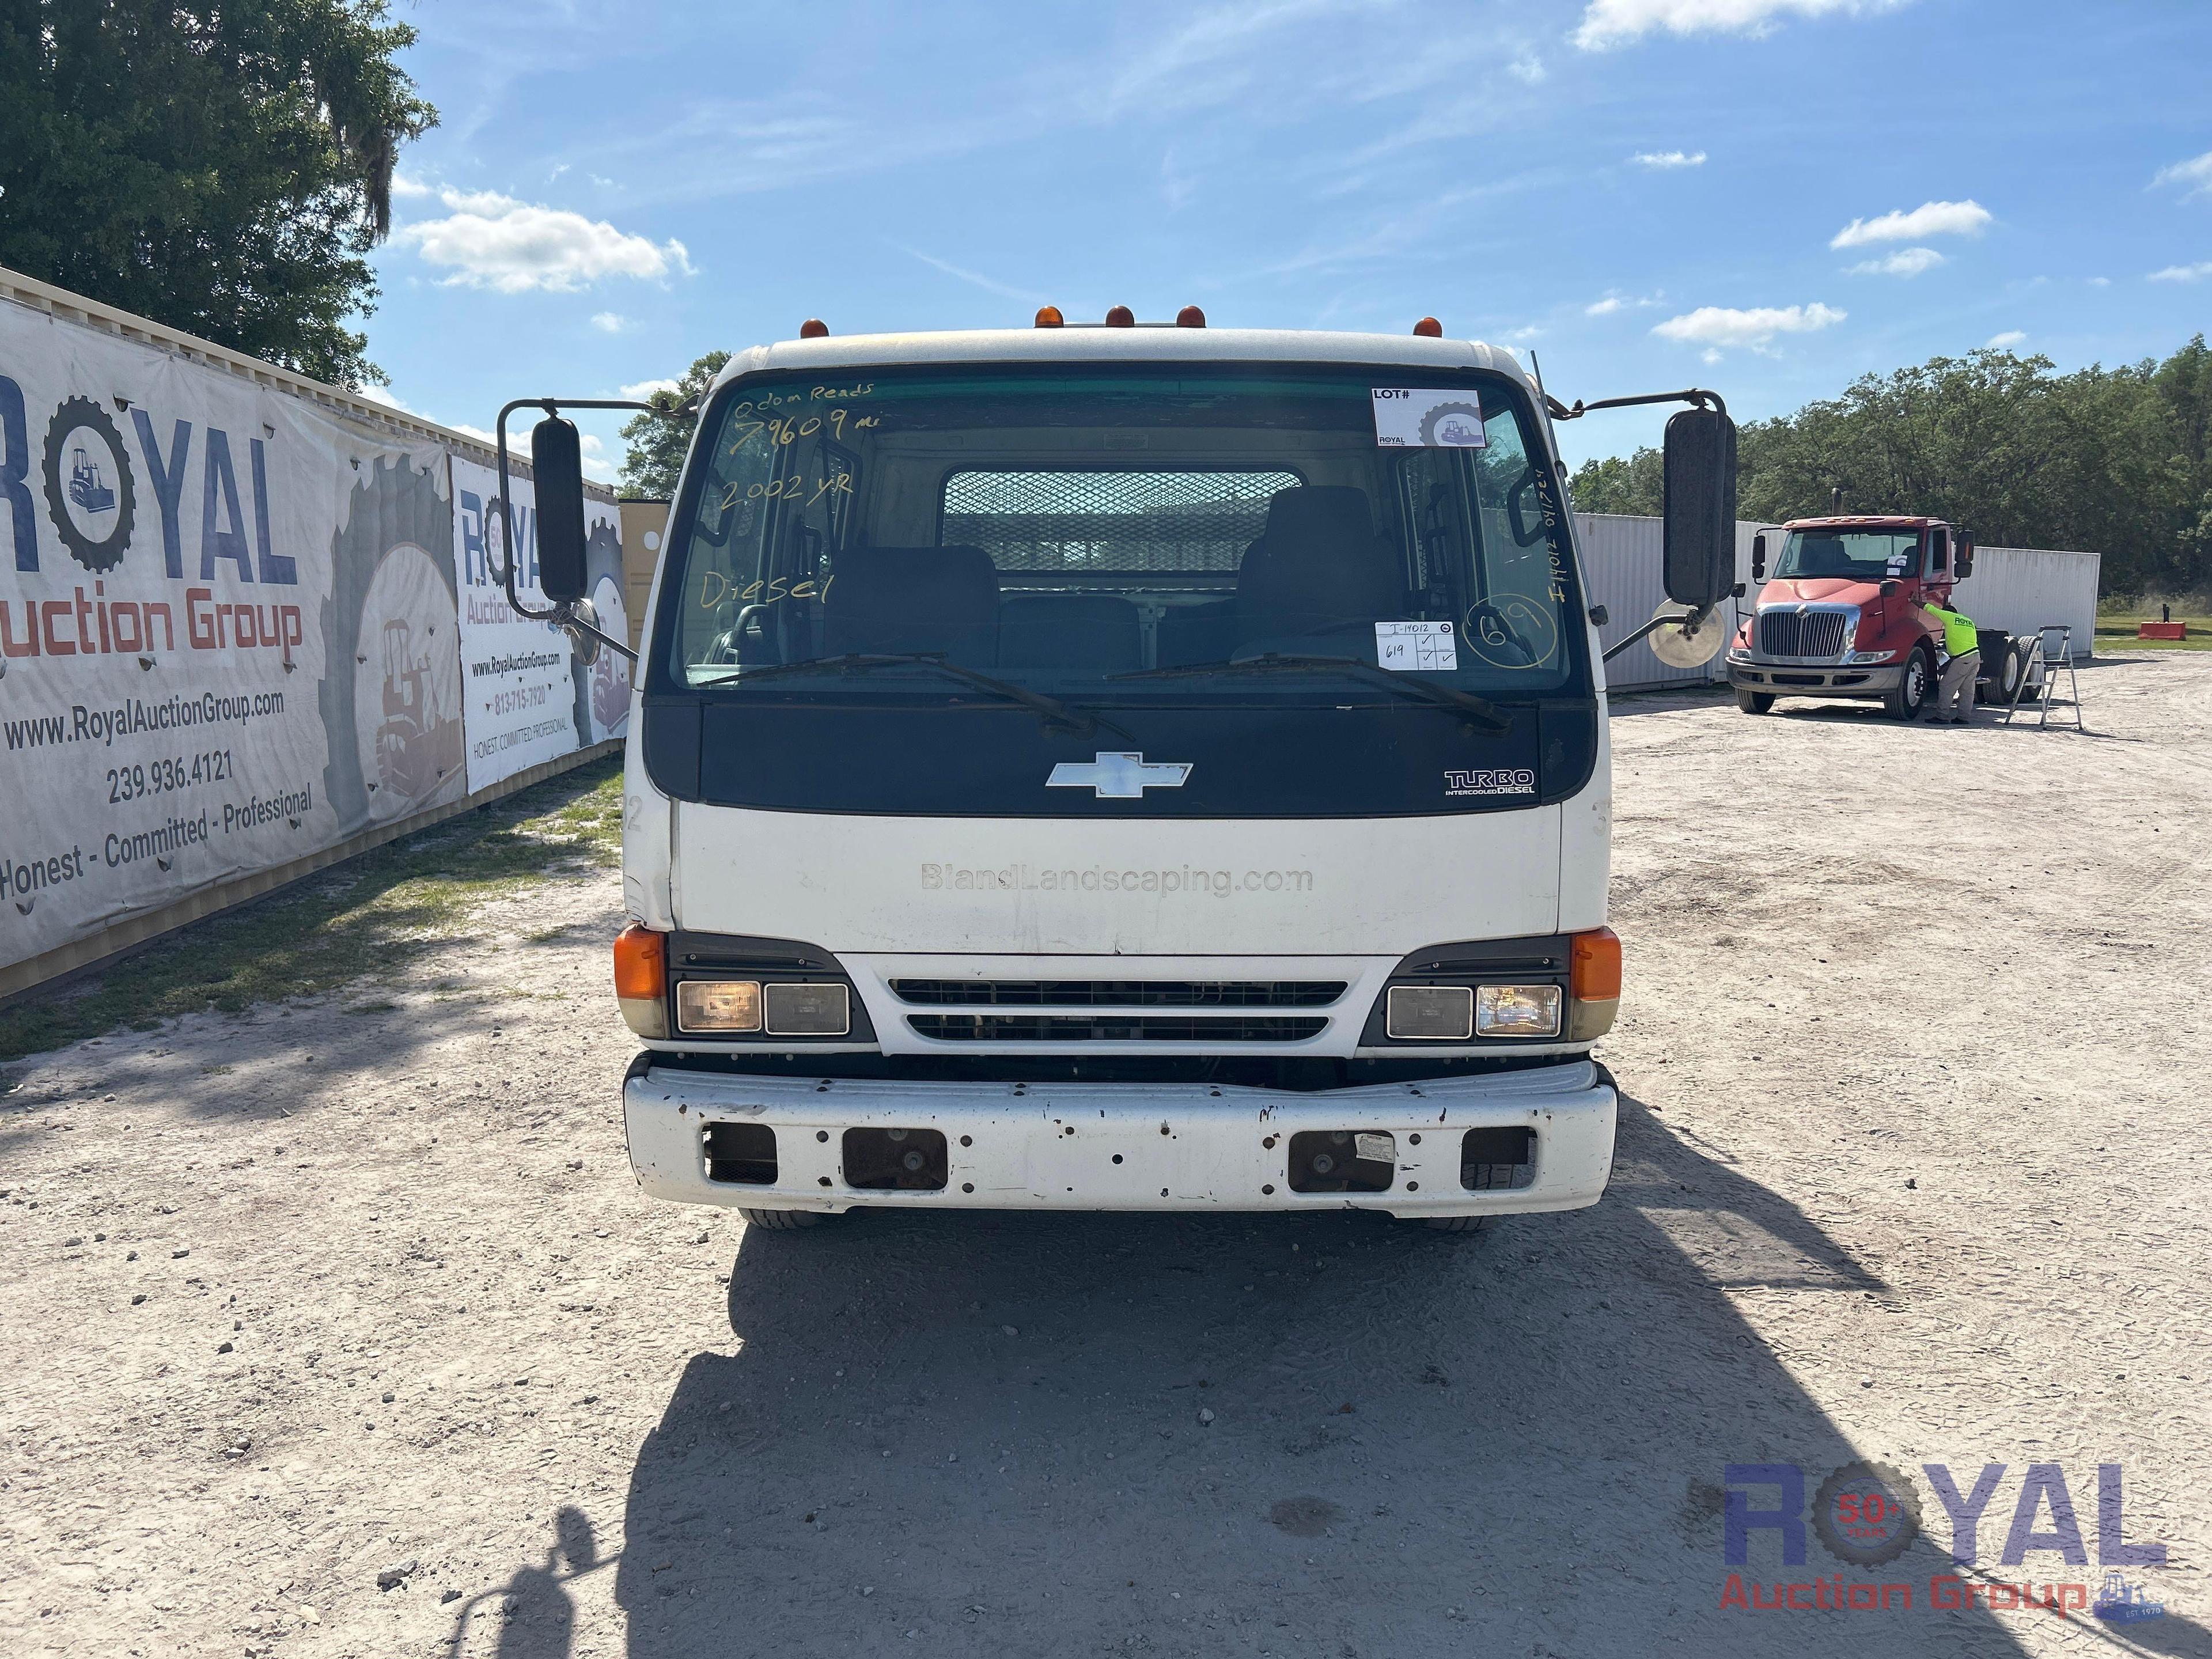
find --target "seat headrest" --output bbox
[823,545,999,661]
[1237,486,1401,623]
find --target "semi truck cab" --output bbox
[498,316,1737,1230]
[1728,515,2023,717]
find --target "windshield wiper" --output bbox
[698,653,1130,740]
[1111,654,1512,734]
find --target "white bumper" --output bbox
[622,1059,1616,1218]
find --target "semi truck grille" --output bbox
[906,1014,1330,1043]
[889,979,1345,1008]
[1755,608,1847,659]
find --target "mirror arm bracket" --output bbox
[491,395,673,658]
[1601,603,1716,664]
[1547,388,1728,423]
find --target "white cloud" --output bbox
[1574,0,1904,50]
[2089,275,2111,287]
[389,171,432,199]
[1630,149,1706,169]
[1508,53,1547,83]
[620,377,682,401]
[591,312,629,334]
[355,384,414,412]
[1986,331,2027,349]
[392,189,694,294]
[1653,301,1845,354]
[899,245,1051,304]
[2150,262,2212,283]
[1585,291,1662,316]
[2153,151,2212,200]
[1503,325,1543,342]
[1831,199,1991,248]
[1847,246,1945,278]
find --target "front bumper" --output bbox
[1730,660,1902,697]
[623,1058,1616,1218]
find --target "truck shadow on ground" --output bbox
[565,1096,2132,1659]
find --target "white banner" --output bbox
[449,456,626,796]
[0,298,466,971]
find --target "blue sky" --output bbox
[360,0,2212,484]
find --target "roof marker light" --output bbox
[1176,305,1207,328]
[1035,305,1065,328]
[1412,316,1444,338]
[1105,305,1135,328]
[798,318,829,339]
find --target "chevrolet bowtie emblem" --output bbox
[1046,752,1194,799]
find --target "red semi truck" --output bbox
[1726,515,2028,717]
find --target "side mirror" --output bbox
[532,414,590,606]
[1955,537,1974,581]
[1662,406,1738,609]
[1751,532,1767,583]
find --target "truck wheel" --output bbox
[1978,633,2022,703]
[738,1207,828,1230]
[1424,1215,1494,1234]
[1735,689,1775,715]
[1884,647,1932,720]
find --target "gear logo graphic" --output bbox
[41,396,137,573]
[1418,400,1488,448]
[1812,1460,1922,1567]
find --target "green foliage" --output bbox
[1567,448,1663,516]
[1568,339,2212,595]
[0,757,620,1063]
[0,0,436,388]
[619,350,730,498]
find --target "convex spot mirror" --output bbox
[1662,406,1738,610]
[561,596,603,666]
[532,414,590,607]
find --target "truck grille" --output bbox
[889,979,1344,1008]
[1755,608,1847,659]
[906,1014,1329,1043]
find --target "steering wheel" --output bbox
[1465,600,1535,664]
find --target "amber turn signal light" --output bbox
[614,925,669,1037]
[1176,305,1206,328]
[1035,305,1065,327]
[1105,305,1135,327]
[1412,316,1443,338]
[798,318,829,339]
[1567,926,1621,1043]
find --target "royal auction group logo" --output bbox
[1721,1459,2171,1622]
[40,395,136,573]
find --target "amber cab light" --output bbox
[1567,926,1622,1043]
[1105,305,1135,327]
[1176,305,1207,328]
[615,925,669,1039]
[614,924,666,999]
[798,318,829,339]
[1412,316,1444,338]
[1035,305,1065,327]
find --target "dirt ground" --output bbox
[3,654,2208,1659]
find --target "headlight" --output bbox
[1476,984,1563,1038]
[677,979,762,1033]
[1386,985,1473,1040]
[1728,646,1752,662]
[766,982,851,1037]
[1848,649,1897,664]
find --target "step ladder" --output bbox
[2004,624,2083,729]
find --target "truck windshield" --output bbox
[1772,529,1922,579]
[658,365,1585,704]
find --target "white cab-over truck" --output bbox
[496,313,1737,1230]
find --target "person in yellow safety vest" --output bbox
[1921,596,1979,724]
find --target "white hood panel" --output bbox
[672,805,1563,956]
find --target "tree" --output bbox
[0,0,436,388]
[619,351,728,497]
[1567,448,1662,516]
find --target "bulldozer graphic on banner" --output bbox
[69,447,116,514]
[373,613,463,805]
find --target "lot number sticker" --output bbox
[1372,389,1487,448]
[1376,620,1459,672]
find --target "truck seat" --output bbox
[997,594,1143,674]
[1235,486,1404,647]
[822,545,999,664]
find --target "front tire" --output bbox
[1735,689,1775,714]
[738,1207,829,1231]
[1885,647,1933,720]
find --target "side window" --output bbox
[1927,528,1948,577]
